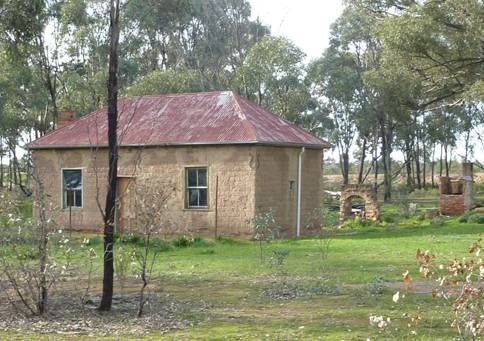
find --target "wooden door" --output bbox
[116,177,136,232]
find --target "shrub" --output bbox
[458,211,484,224]
[368,275,386,295]
[215,235,240,244]
[246,210,280,263]
[343,217,373,229]
[172,235,194,248]
[468,212,484,224]
[430,215,446,226]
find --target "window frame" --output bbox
[185,167,209,209]
[61,168,84,209]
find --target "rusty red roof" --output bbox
[29,91,329,149]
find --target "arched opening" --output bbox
[339,185,380,225]
[342,195,366,220]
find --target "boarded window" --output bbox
[186,167,208,208]
[63,169,82,208]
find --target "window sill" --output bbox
[183,208,211,212]
[62,207,83,211]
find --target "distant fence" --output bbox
[323,196,484,209]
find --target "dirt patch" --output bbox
[0,291,188,337]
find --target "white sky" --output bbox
[249,0,344,61]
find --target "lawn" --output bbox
[0,208,482,340]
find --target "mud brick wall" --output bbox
[32,145,324,237]
[440,194,465,216]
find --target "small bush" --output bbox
[468,213,484,224]
[84,236,103,246]
[458,211,484,224]
[343,217,373,229]
[151,239,172,252]
[172,235,194,248]
[431,216,446,226]
[215,235,240,244]
[192,235,208,247]
[368,275,386,295]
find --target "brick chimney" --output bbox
[57,109,75,129]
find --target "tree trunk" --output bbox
[414,142,421,189]
[444,143,449,177]
[342,149,349,185]
[422,140,426,188]
[439,144,443,178]
[0,138,3,188]
[99,0,120,312]
[37,178,48,315]
[405,139,414,191]
[431,144,436,188]
[373,131,378,192]
[357,138,367,184]
[8,149,12,191]
[380,118,392,202]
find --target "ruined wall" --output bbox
[32,145,324,237]
[339,184,380,225]
[439,163,474,216]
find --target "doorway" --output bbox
[116,177,136,232]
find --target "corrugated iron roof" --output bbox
[29,91,330,149]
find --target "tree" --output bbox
[235,36,312,122]
[374,0,484,109]
[308,48,365,185]
[99,0,120,312]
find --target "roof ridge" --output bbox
[230,92,258,141]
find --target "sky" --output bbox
[249,0,344,61]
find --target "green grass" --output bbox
[0,205,482,340]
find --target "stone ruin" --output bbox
[339,184,380,225]
[440,162,474,216]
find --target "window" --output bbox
[186,167,208,208]
[63,169,82,208]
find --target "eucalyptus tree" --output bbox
[308,49,364,185]
[372,0,484,108]
[122,0,268,89]
[235,37,308,119]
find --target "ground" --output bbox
[0,202,482,340]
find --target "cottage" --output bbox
[30,91,329,237]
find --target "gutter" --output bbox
[28,141,331,150]
[296,146,305,237]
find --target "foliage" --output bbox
[412,240,483,337]
[343,216,373,229]
[367,275,387,295]
[386,238,483,338]
[269,247,290,273]
[235,36,330,133]
[459,211,484,224]
[0,186,73,316]
[130,175,176,317]
[246,210,280,263]
[172,235,196,248]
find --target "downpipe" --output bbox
[296,147,305,237]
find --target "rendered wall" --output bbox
[32,145,323,237]
[254,146,323,236]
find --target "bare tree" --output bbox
[132,176,175,317]
[100,0,121,311]
[0,169,71,316]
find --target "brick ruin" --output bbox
[339,184,380,225]
[440,163,474,216]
